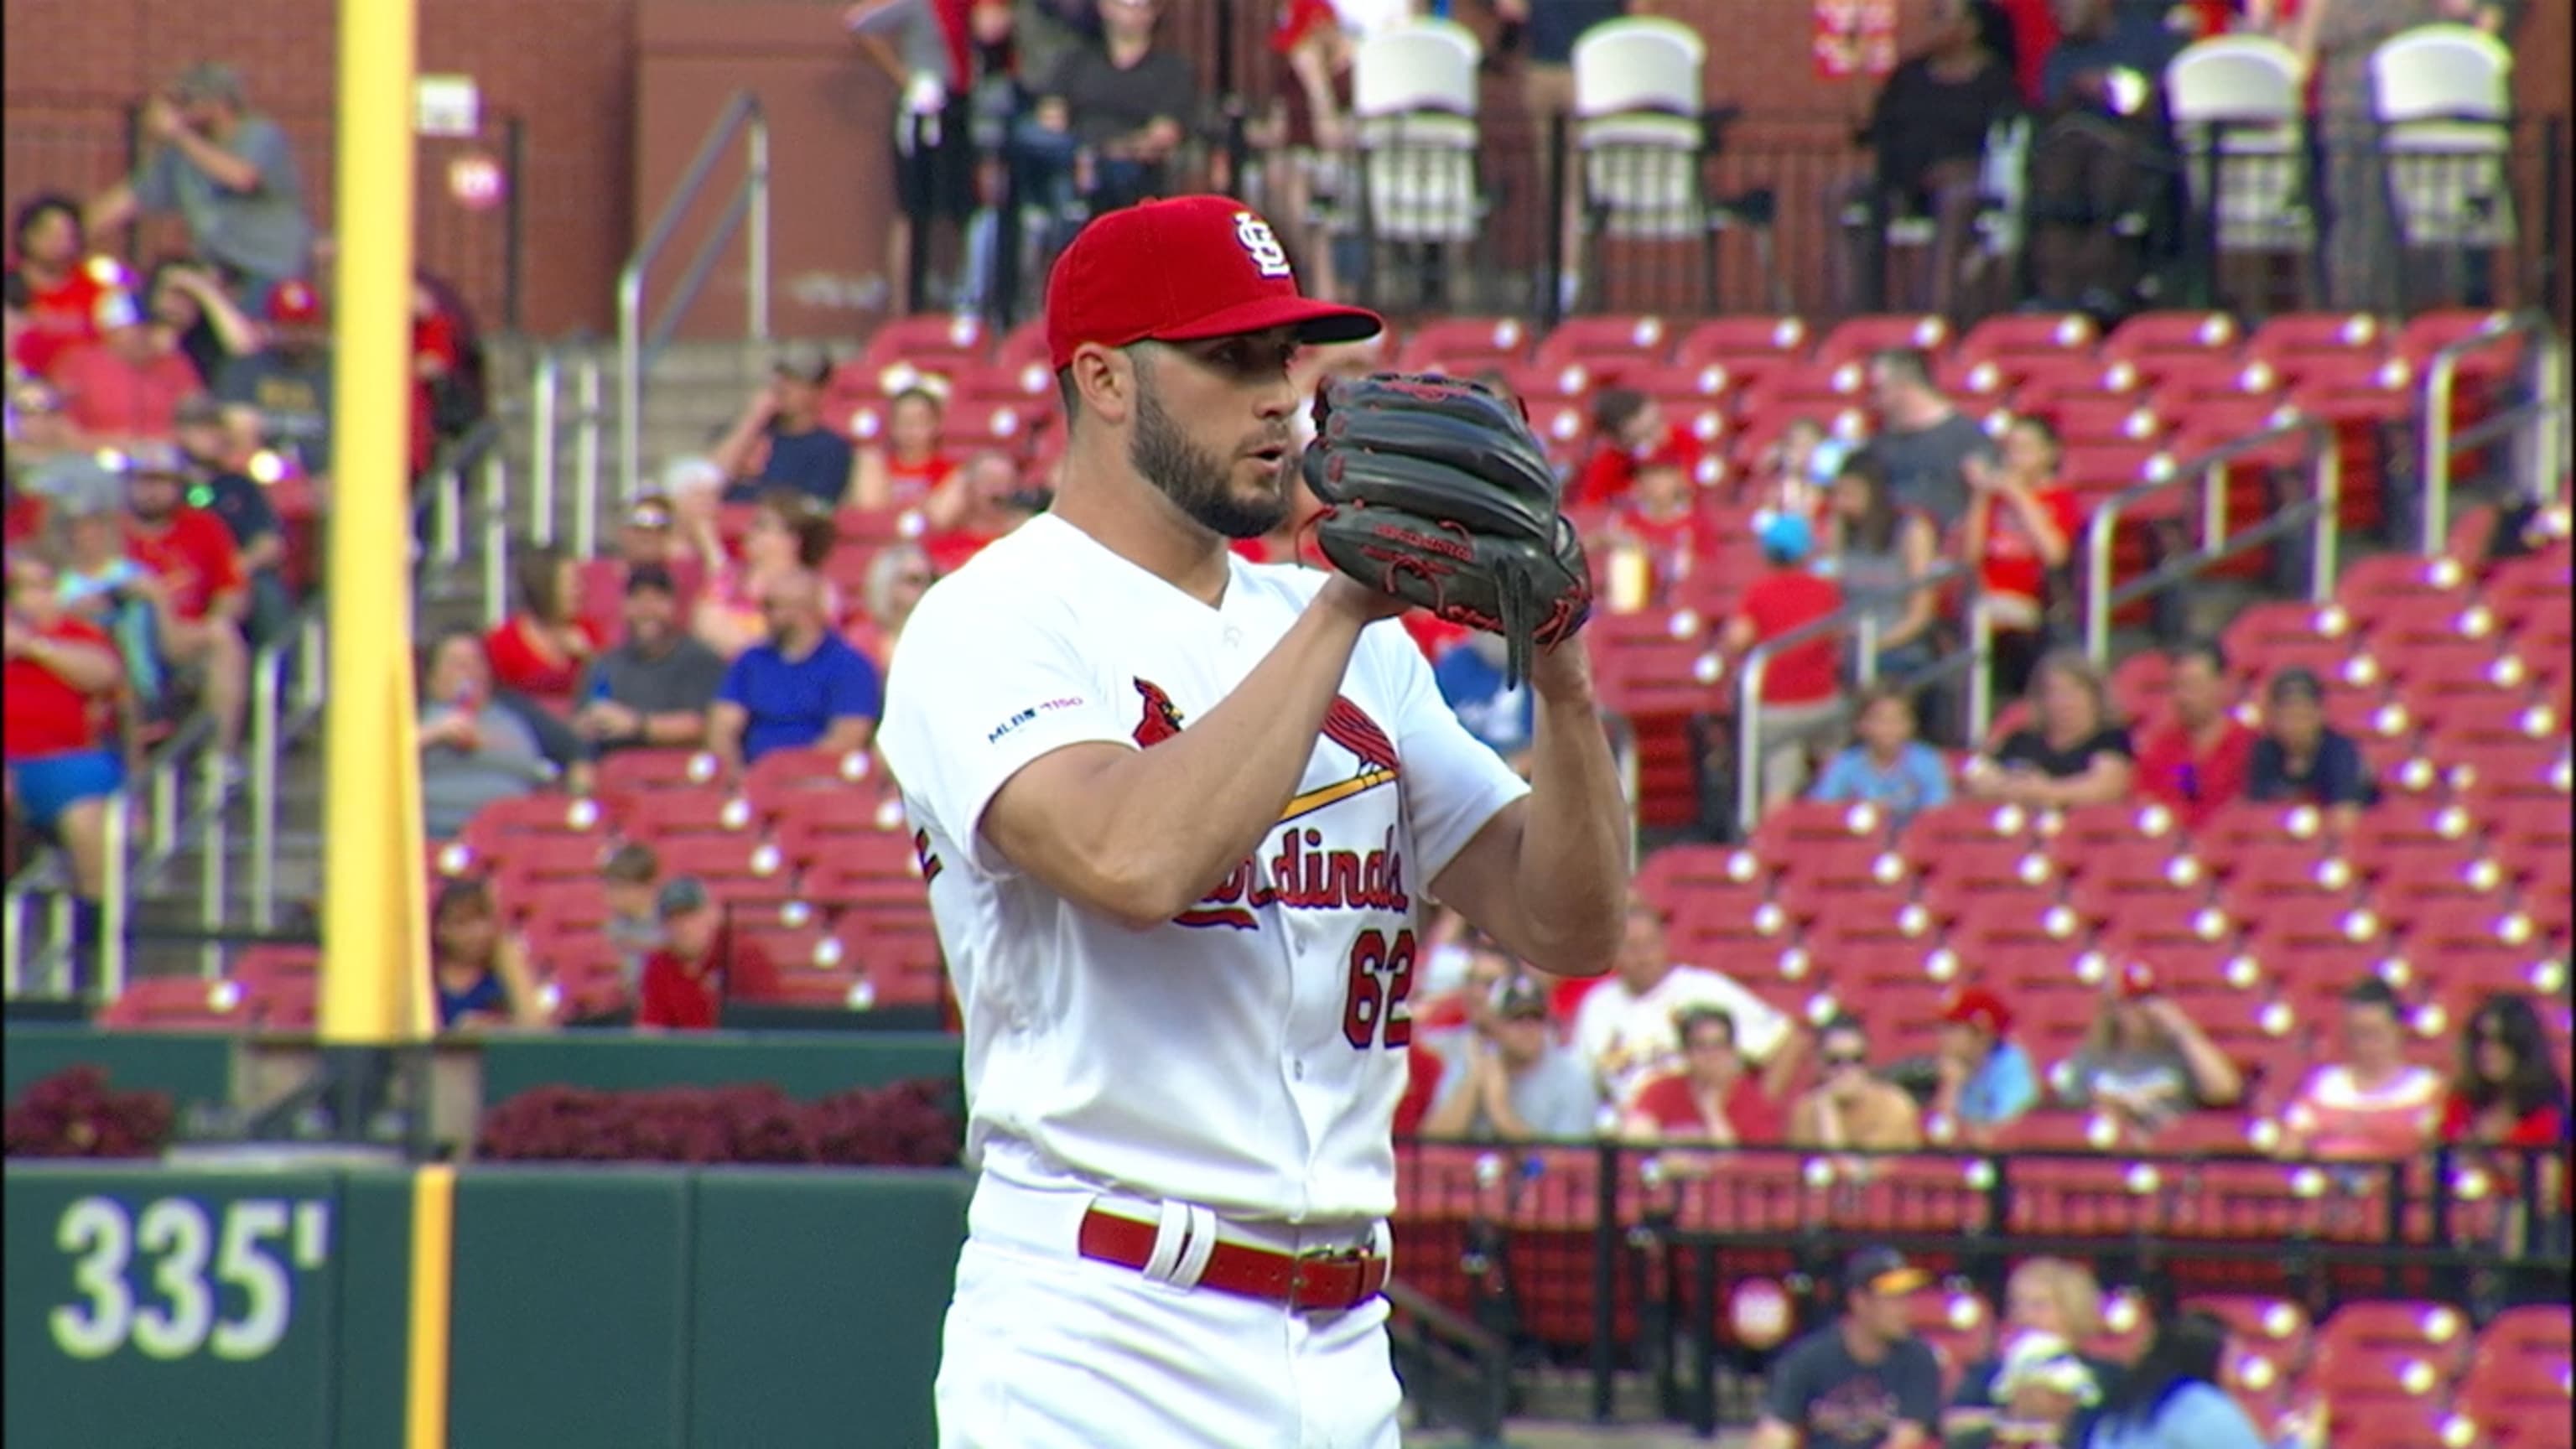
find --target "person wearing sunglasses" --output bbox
[849,540,936,673]
[1789,1015,1926,1152]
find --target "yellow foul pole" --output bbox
[327,0,447,1444]
[323,0,426,1051]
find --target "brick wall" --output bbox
[5,0,2565,335]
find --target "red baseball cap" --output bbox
[1941,986,2014,1036]
[1042,195,1381,372]
[267,279,323,325]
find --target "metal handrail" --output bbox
[618,91,771,501]
[2420,309,2568,553]
[1734,560,1972,837]
[2083,416,2340,662]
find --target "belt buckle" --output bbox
[1288,1244,1369,1305]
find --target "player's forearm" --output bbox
[1507,668,1628,975]
[1046,597,1374,926]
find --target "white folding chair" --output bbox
[1571,17,1703,239]
[2164,35,2318,255]
[1352,24,1484,251]
[1571,17,1703,119]
[2371,23,2516,250]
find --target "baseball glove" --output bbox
[1301,373,1592,687]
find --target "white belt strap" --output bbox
[1135,1199,1218,1291]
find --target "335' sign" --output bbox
[49,1196,332,1362]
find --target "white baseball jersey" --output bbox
[877,512,1528,1224]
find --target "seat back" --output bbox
[1576,114,1706,236]
[2165,36,2305,124]
[1353,25,1479,118]
[2165,37,2314,249]
[1571,18,1703,118]
[2371,24,2512,125]
[2371,25,2516,247]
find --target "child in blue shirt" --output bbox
[1810,684,1950,827]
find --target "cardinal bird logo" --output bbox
[1132,678,1187,746]
[1279,694,1402,824]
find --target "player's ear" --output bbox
[1067,343,1135,427]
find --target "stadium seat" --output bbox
[1815,314,1948,371]
[2101,310,2241,383]
[856,312,993,381]
[1394,317,1531,373]
[100,976,247,1031]
[1951,312,2097,387]
[595,749,724,799]
[2245,312,2384,375]
[1530,314,1675,373]
[1672,315,1810,374]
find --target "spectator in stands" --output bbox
[483,544,602,700]
[691,488,839,659]
[600,841,664,995]
[615,493,682,570]
[85,64,314,308]
[1571,388,1696,509]
[1749,1247,1944,1449]
[211,279,333,475]
[416,626,553,841]
[1722,512,1847,808]
[2084,1309,2269,1449]
[170,394,291,646]
[636,876,782,1031]
[1819,450,1940,680]
[1419,975,1605,1141]
[2038,0,2188,109]
[1862,349,1994,531]
[2059,963,2244,1135]
[2245,667,2376,824]
[2132,638,2256,828]
[1933,985,2039,1143]
[2442,991,2571,1150]
[1962,416,2080,699]
[1576,897,1796,1104]
[1613,447,1718,605]
[1965,649,2134,808]
[920,450,1044,574]
[47,291,202,442]
[1394,1036,1446,1138]
[5,546,127,968]
[572,564,727,756]
[428,877,545,1032]
[1946,1257,2114,1449]
[1497,0,1633,312]
[847,540,934,672]
[850,384,958,511]
[144,260,263,393]
[1791,1015,1929,1152]
[42,459,164,707]
[1620,1005,1799,1149]
[709,569,882,771]
[121,445,251,757]
[1811,683,1953,827]
[1418,937,1514,1066]
[709,347,859,510]
[1434,629,1537,773]
[1018,0,1200,220]
[1748,415,1844,521]
[842,0,984,309]
[6,196,120,382]
[1263,0,1360,303]
[1826,0,2022,319]
[2277,977,2442,1161]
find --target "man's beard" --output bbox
[1130,372,1286,541]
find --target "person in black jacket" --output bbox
[1824,0,2023,317]
[2246,667,2377,829]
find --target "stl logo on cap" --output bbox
[1233,210,1293,280]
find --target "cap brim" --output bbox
[1150,294,1384,349]
[1867,1269,1931,1296]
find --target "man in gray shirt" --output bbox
[571,564,729,756]
[1420,977,1605,1141]
[1862,347,1994,530]
[87,63,314,305]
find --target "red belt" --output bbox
[1076,1206,1389,1313]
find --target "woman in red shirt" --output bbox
[1961,414,2081,701]
[482,543,603,702]
[3,548,127,911]
[2443,992,2572,1150]
[1620,1005,1798,1153]
[851,385,958,512]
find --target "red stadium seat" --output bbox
[1815,314,1949,371]
[622,784,761,843]
[856,313,994,380]
[1952,312,2098,383]
[1673,315,1812,373]
[1394,317,1532,373]
[646,834,793,905]
[1531,314,1676,372]
[595,748,724,799]
[2245,311,2386,375]
[100,977,247,1031]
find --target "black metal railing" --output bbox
[1387,1135,2571,1432]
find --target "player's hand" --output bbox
[1315,572,1414,627]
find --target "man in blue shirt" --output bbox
[1810,684,1951,827]
[1932,986,2038,1145]
[1431,631,1535,772]
[709,569,881,769]
[710,345,859,509]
